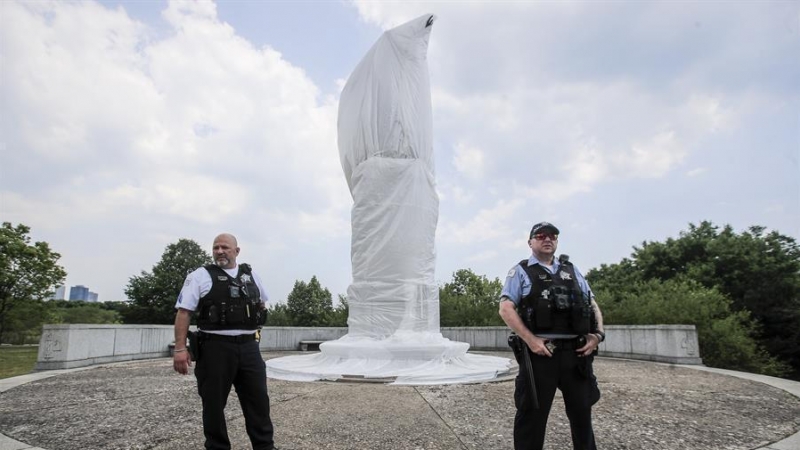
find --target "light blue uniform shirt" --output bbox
[501,255,593,306]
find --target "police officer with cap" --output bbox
[499,222,605,450]
[173,233,277,450]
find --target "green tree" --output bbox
[0,223,66,343]
[101,301,133,319]
[439,269,505,326]
[2,300,54,344]
[124,239,211,324]
[327,295,349,327]
[588,221,800,378]
[264,302,292,326]
[286,276,333,326]
[51,301,121,324]
[595,278,787,376]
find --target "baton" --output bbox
[509,333,539,409]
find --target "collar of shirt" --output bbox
[528,255,559,274]
[220,264,239,278]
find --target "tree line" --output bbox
[1,221,798,379]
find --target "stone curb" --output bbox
[1,359,799,450]
[674,364,800,450]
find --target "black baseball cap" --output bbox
[530,222,560,239]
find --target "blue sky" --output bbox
[2,0,798,304]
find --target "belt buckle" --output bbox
[545,341,557,353]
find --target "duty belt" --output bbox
[544,336,586,352]
[199,332,257,343]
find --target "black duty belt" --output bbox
[547,336,586,351]
[200,332,256,343]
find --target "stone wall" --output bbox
[600,324,702,365]
[36,324,175,370]
[35,324,702,370]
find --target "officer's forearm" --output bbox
[591,298,604,332]
[499,298,535,341]
[174,308,192,350]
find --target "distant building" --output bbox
[50,285,66,301]
[88,291,99,302]
[69,285,90,301]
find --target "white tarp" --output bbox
[266,14,513,384]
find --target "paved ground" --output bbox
[1,351,799,450]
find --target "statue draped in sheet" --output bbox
[266,15,512,384]
[337,14,439,338]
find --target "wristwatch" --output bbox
[595,331,606,342]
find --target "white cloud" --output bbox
[438,199,525,245]
[686,94,730,132]
[1,0,350,300]
[619,130,685,178]
[452,141,486,180]
[686,168,708,177]
[3,0,797,303]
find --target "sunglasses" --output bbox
[532,233,558,241]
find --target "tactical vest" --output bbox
[518,258,593,335]
[196,263,263,331]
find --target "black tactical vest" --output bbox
[196,263,263,330]
[518,258,592,335]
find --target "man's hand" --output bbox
[526,335,553,357]
[577,334,600,357]
[173,350,192,375]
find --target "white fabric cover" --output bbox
[266,14,513,384]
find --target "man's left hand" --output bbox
[576,334,600,357]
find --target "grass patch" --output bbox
[0,346,39,379]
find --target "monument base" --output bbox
[265,333,514,385]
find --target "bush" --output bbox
[596,278,788,377]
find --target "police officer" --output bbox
[499,222,605,450]
[173,233,277,450]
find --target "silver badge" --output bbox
[559,270,572,280]
[241,274,252,283]
[217,276,228,281]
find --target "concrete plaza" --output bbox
[1,351,799,450]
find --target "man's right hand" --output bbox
[525,335,553,357]
[173,350,192,375]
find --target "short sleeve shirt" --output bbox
[175,264,269,336]
[501,255,593,306]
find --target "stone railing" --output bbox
[35,323,702,371]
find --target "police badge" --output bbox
[559,270,572,280]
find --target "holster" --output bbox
[187,331,200,362]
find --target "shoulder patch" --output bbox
[506,267,517,278]
[183,275,192,287]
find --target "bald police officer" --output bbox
[499,222,605,450]
[173,233,276,450]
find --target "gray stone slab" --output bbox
[1,352,798,450]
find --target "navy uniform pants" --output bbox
[195,337,275,450]
[514,340,597,450]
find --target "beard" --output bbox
[215,257,230,267]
